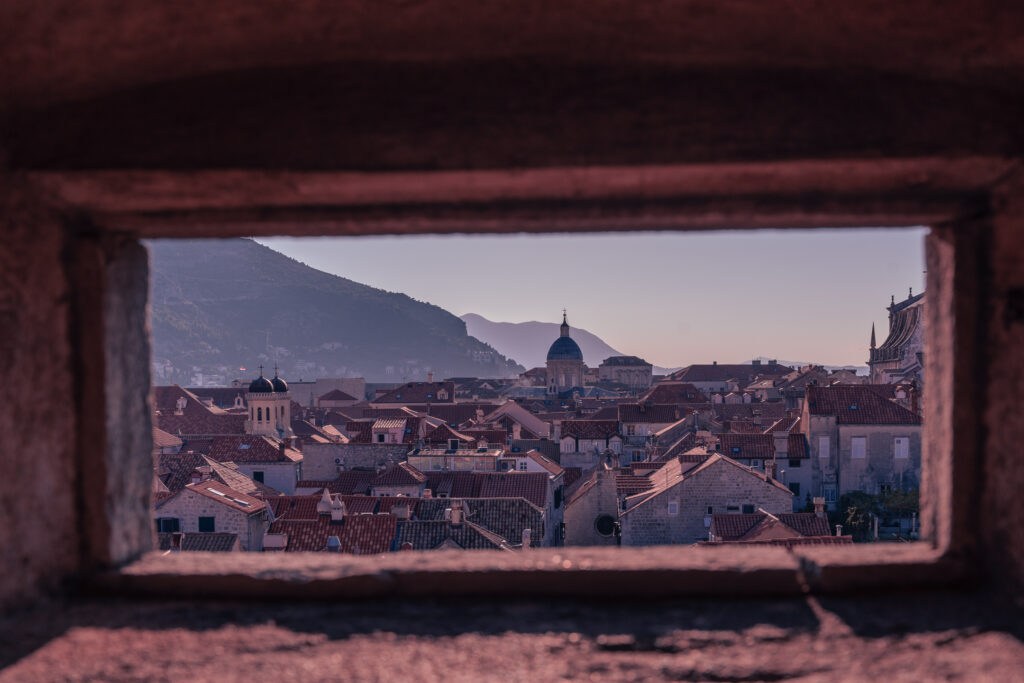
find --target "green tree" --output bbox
[831,491,882,542]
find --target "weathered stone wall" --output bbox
[302,443,409,480]
[836,424,922,495]
[235,462,300,495]
[621,460,793,546]
[0,181,79,609]
[156,490,265,550]
[563,470,620,546]
[984,182,1024,594]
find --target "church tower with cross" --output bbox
[545,310,586,395]
[245,365,294,437]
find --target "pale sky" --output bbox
[256,228,927,368]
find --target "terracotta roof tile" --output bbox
[375,381,455,404]
[718,433,776,460]
[267,514,397,553]
[183,481,266,514]
[638,383,709,404]
[618,404,683,423]
[157,532,239,552]
[373,462,428,486]
[560,420,621,439]
[669,363,792,384]
[806,385,922,425]
[477,472,550,509]
[395,519,508,550]
[320,389,357,401]
[207,435,302,464]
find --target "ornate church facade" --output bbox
[868,289,925,386]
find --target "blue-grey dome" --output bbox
[249,375,274,393]
[271,375,289,393]
[547,336,583,361]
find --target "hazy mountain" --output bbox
[148,239,524,384]
[460,313,679,374]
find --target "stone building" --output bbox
[558,419,623,468]
[545,313,586,395]
[244,366,293,438]
[803,385,922,507]
[563,462,622,546]
[868,290,925,386]
[598,355,653,390]
[206,435,304,495]
[154,481,269,551]
[619,455,793,546]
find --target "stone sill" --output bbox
[89,543,963,601]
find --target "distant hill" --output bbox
[148,239,524,384]
[460,313,679,374]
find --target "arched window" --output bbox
[257,407,262,422]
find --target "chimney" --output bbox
[317,489,332,515]
[326,536,341,553]
[428,371,434,383]
[423,488,432,499]
[521,528,532,549]
[170,532,184,552]
[449,501,464,526]
[813,497,825,518]
[835,524,843,537]
[400,541,414,551]
[330,495,346,522]
[512,423,522,440]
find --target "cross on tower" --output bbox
[258,364,264,376]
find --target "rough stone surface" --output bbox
[985,177,1024,595]
[0,180,79,609]
[0,593,1021,681]
[101,237,155,565]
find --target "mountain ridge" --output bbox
[148,238,524,384]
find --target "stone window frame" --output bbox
[55,158,993,599]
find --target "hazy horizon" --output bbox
[256,228,927,368]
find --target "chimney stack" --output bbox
[330,495,346,522]
[326,536,341,553]
[317,489,332,515]
[835,524,843,537]
[813,497,825,518]
[428,371,434,383]
[449,501,464,526]
[521,528,532,549]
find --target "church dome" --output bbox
[271,374,289,393]
[546,312,583,361]
[547,336,584,361]
[248,374,274,393]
